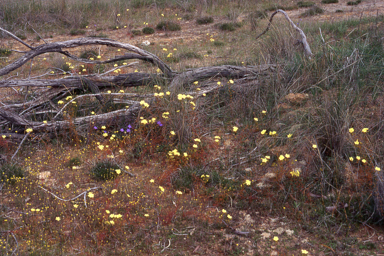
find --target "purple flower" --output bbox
[120,128,124,132]
[94,126,98,129]
[126,129,131,133]
[157,121,163,127]
[128,124,132,129]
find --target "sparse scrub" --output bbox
[297,1,315,8]
[0,48,12,57]
[0,163,24,184]
[217,22,242,31]
[131,29,142,36]
[70,28,86,36]
[322,0,338,3]
[347,0,362,5]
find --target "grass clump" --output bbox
[88,33,108,38]
[67,157,81,167]
[70,29,86,36]
[0,163,24,184]
[300,6,324,17]
[213,40,225,47]
[90,161,120,181]
[196,16,214,25]
[142,27,155,35]
[131,29,142,36]
[178,51,202,60]
[322,0,338,3]
[156,21,181,31]
[297,1,315,8]
[217,22,242,32]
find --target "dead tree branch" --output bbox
[255,9,313,57]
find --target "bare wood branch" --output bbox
[0,27,34,50]
[0,35,174,77]
[255,9,313,57]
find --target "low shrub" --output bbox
[217,22,242,31]
[300,6,324,17]
[131,29,142,36]
[142,27,155,34]
[0,48,12,57]
[79,50,97,59]
[156,21,181,31]
[347,0,362,5]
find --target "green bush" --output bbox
[132,29,142,36]
[67,157,81,167]
[0,164,24,184]
[90,161,120,181]
[213,41,224,47]
[178,51,202,60]
[322,0,338,3]
[142,27,155,34]
[156,21,181,31]
[196,16,214,25]
[79,50,97,59]
[297,1,315,7]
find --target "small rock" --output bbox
[141,40,150,46]
[261,232,271,239]
[273,227,284,235]
[284,93,309,105]
[285,229,294,236]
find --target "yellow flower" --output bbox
[273,236,279,242]
[97,55,101,59]
[103,133,108,137]
[183,152,188,157]
[43,120,47,124]
[261,110,267,114]
[73,204,78,208]
[150,179,155,183]
[362,159,367,164]
[254,117,258,122]
[194,81,199,85]
[159,186,165,192]
[65,182,73,188]
[278,155,285,161]
[229,79,234,84]
[290,170,300,177]
[285,154,290,158]
[312,144,317,149]
[25,128,33,133]
[349,157,354,161]
[144,214,149,217]
[166,91,170,95]
[287,134,293,138]
[88,192,94,198]
[141,119,148,125]
[261,130,266,135]
[106,210,110,214]
[117,13,120,16]
[356,156,361,160]
[98,145,104,150]
[115,169,121,174]
[375,166,381,171]
[176,191,183,195]
[349,128,354,133]
[170,131,176,136]
[354,139,360,145]
[2,135,6,138]
[362,128,369,133]
[245,180,251,186]
[193,144,198,148]
[163,48,167,51]
[217,81,221,85]
[111,189,118,194]
[31,208,36,212]
[101,125,106,129]
[227,214,232,219]
[233,126,239,133]
[55,217,61,221]
[222,209,227,213]
[194,138,201,143]
[301,249,308,254]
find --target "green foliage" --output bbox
[213,40,225,47]
[178,51,202,60]
[156,21,181,31]
[70,29,86,36]
[88,33,108,38]
[196,16,214,25]
[172,166,202,190]
[90,161,120,181]
[142,27,155,34]
[322,0,338,3]
[297,1,315,7]
[132,29,142,36]
[0,163,24,184]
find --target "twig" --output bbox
[10,232,18,256]
[38,186,101,208]
[160,239,171,253]
[11,132,30,161]
[28,23,48,44]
